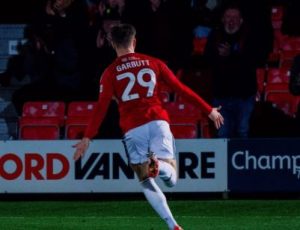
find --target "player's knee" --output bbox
[130,162,149,181]
[136,171,149,182]
[162,174,177,187]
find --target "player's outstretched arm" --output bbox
[208,106,224,129]
[73,137,90,161]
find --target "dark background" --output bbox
[0,0,42,23]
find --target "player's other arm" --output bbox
[73,97,111,161]
[73,73,113,161]
[159,62,224,129]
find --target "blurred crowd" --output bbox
[1,0,300,138]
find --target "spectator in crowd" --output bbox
[204,4,261,138]
[89,0,125,26]
[124,0,194,72]
[191,0,223,30]
[191,0,215,42]
[11,25,55,115]
[88,0,123,77]
[37,0,93,100]
[98,0,126,20]
[0,33,42,87]
[12,0,97,115]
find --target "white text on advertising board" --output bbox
[232,150,300,179]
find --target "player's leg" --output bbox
[130,163,180,230]
[123,123,181,230]
[149,120,178,187]
[158,158,177,187]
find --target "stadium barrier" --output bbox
[0,139,227,193]
[0,138,299,194]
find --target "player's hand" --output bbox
[73,137,90,161]
[208,106,224,129]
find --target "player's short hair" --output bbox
[109,24,136,49]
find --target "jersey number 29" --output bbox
[116,68,156,102]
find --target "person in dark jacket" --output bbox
[204,4,259,138]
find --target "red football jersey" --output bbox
[84,53,212,138]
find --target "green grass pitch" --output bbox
[0,199,300,230]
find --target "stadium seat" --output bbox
[268,50,280,64]
[265,82,289,94]
[264,83,300,117]
[281,36,300,51]
[163,101,201,120]
[170,123,198,139]
[265,91,300,117]
[274,29,288,50]
[170,114,211,138]
[163,101,211,138]
[65,101,97,139]
[268,29,288,63]
[267,68,290,84]
[19,101,65,140]
[279,50,300,69]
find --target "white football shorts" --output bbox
[122,120,176,164]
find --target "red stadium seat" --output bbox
[163,101,202,121]
[170,114,211,138]
[281,36,300,51]
[268,29,288,63]
[264,84,300,117]
[163,101,211,138]
[265,91,300,117]
[65,101,97,139]
[170,123,198,139]
[279,50,300,69]
[265,83,289,94]
[19,101,65,140]
[267,68,290,84]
